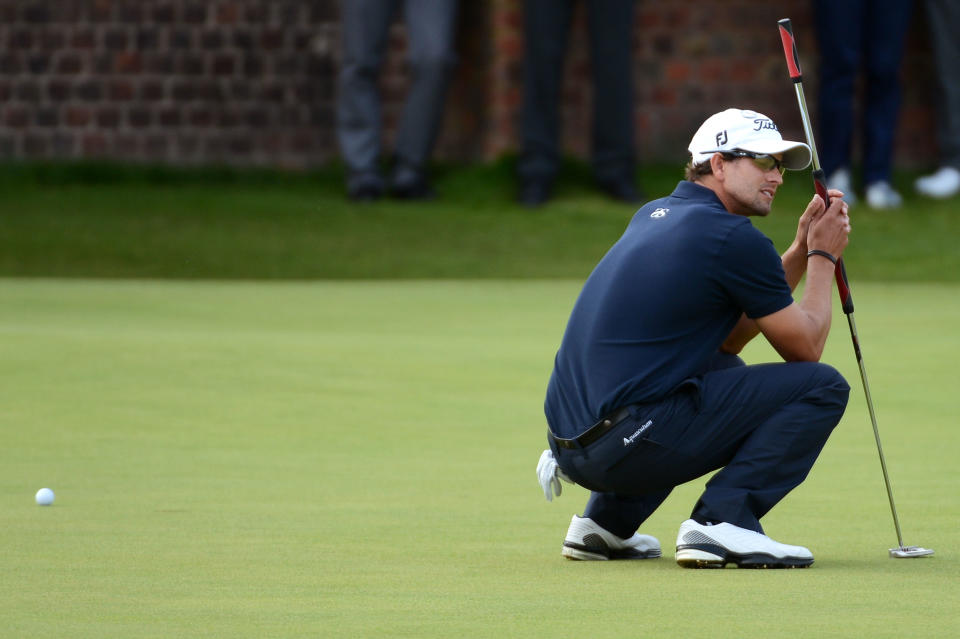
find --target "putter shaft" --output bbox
[777,17,929,556]
[847,313,905,549]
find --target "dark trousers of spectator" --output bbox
[925,0,960,169]
[518,0,636,186]
[550,353,850,538]
[336,0,458,178]
[814,0,914,185]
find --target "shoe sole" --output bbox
[676,546,812,569]
[562,542,662,561]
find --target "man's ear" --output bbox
[709,153,725,181]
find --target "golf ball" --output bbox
[35,487,55,506]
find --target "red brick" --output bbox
[65,106,92,127]
[665,61,691,84]
[107,81,135,101]
[71,29,96,49]
[212,54,235,75]
[260,28,284,50]
[217,2,241,25]
[145,135,169,156]
[40,29,65,50]
[118,1,144,24]
[188,108,213,126]
[159,108,181,126]
[152,3,176,23]
[89,0,112,23]
[55,53,83,74]
[10,29,34,50]
[23,135,49,155]
[36,108,58,127]
[183,2,208,25]
[139,81,164,101]
[115,52,142,73]
[5,107,30,128]
[97,108,120,127]
[128,108,152,128]
[104,29,129,51]
[113,134,139,155]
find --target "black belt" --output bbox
[549,406,633,450]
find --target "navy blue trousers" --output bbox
[813,0,914,184]
[550,354,850,538]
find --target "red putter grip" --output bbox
[778,19,802,81]
[812,169,855,314]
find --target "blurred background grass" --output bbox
[1,160,955,281]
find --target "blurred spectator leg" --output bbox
[337,0,395,200]
[518,0,575,207]
[861,0,912,208]
[587,0,640,203]
[915,0,960,198]
[390,0,460,200]
[814,0,863,204]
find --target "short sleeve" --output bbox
[719,223,794,319]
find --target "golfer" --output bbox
[536,108,852,568]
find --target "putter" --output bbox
[777,18,933,559]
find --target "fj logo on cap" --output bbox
[715,130,728,146]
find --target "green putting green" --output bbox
[1,279,955,637]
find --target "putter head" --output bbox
[889,546,934,558]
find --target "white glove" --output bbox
[536,449,573,502]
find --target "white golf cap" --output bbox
[688,108,811,170]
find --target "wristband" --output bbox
[807,249,838,265]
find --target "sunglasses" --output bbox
[721,150,786,175]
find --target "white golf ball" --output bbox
[35,488,55,506]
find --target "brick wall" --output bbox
[0,0,938,169]
[0,0,339,167]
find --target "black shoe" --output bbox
[599,179,642,204]
[347,172,385,201]
[391,178,435,200]
[518,180,552,208]
[391,165,435,200]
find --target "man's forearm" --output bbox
[781,241,808,291]
[793,256,835,358]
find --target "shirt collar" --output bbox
[671,180,726,208]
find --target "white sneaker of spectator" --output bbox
[915,166,960,199]
[826,167,857,206]
[865,180,903,209]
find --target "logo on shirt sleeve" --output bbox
[650,208,669,218]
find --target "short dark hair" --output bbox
[684,158,713,182]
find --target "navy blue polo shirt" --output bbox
[545,180,794,437]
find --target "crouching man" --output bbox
[537,108,851,568]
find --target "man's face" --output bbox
[720,154,784,217]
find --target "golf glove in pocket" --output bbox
[537,449,572,501]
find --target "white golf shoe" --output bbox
[915,166,960,199]
[561,515,661,560]
[675,519,814,569]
